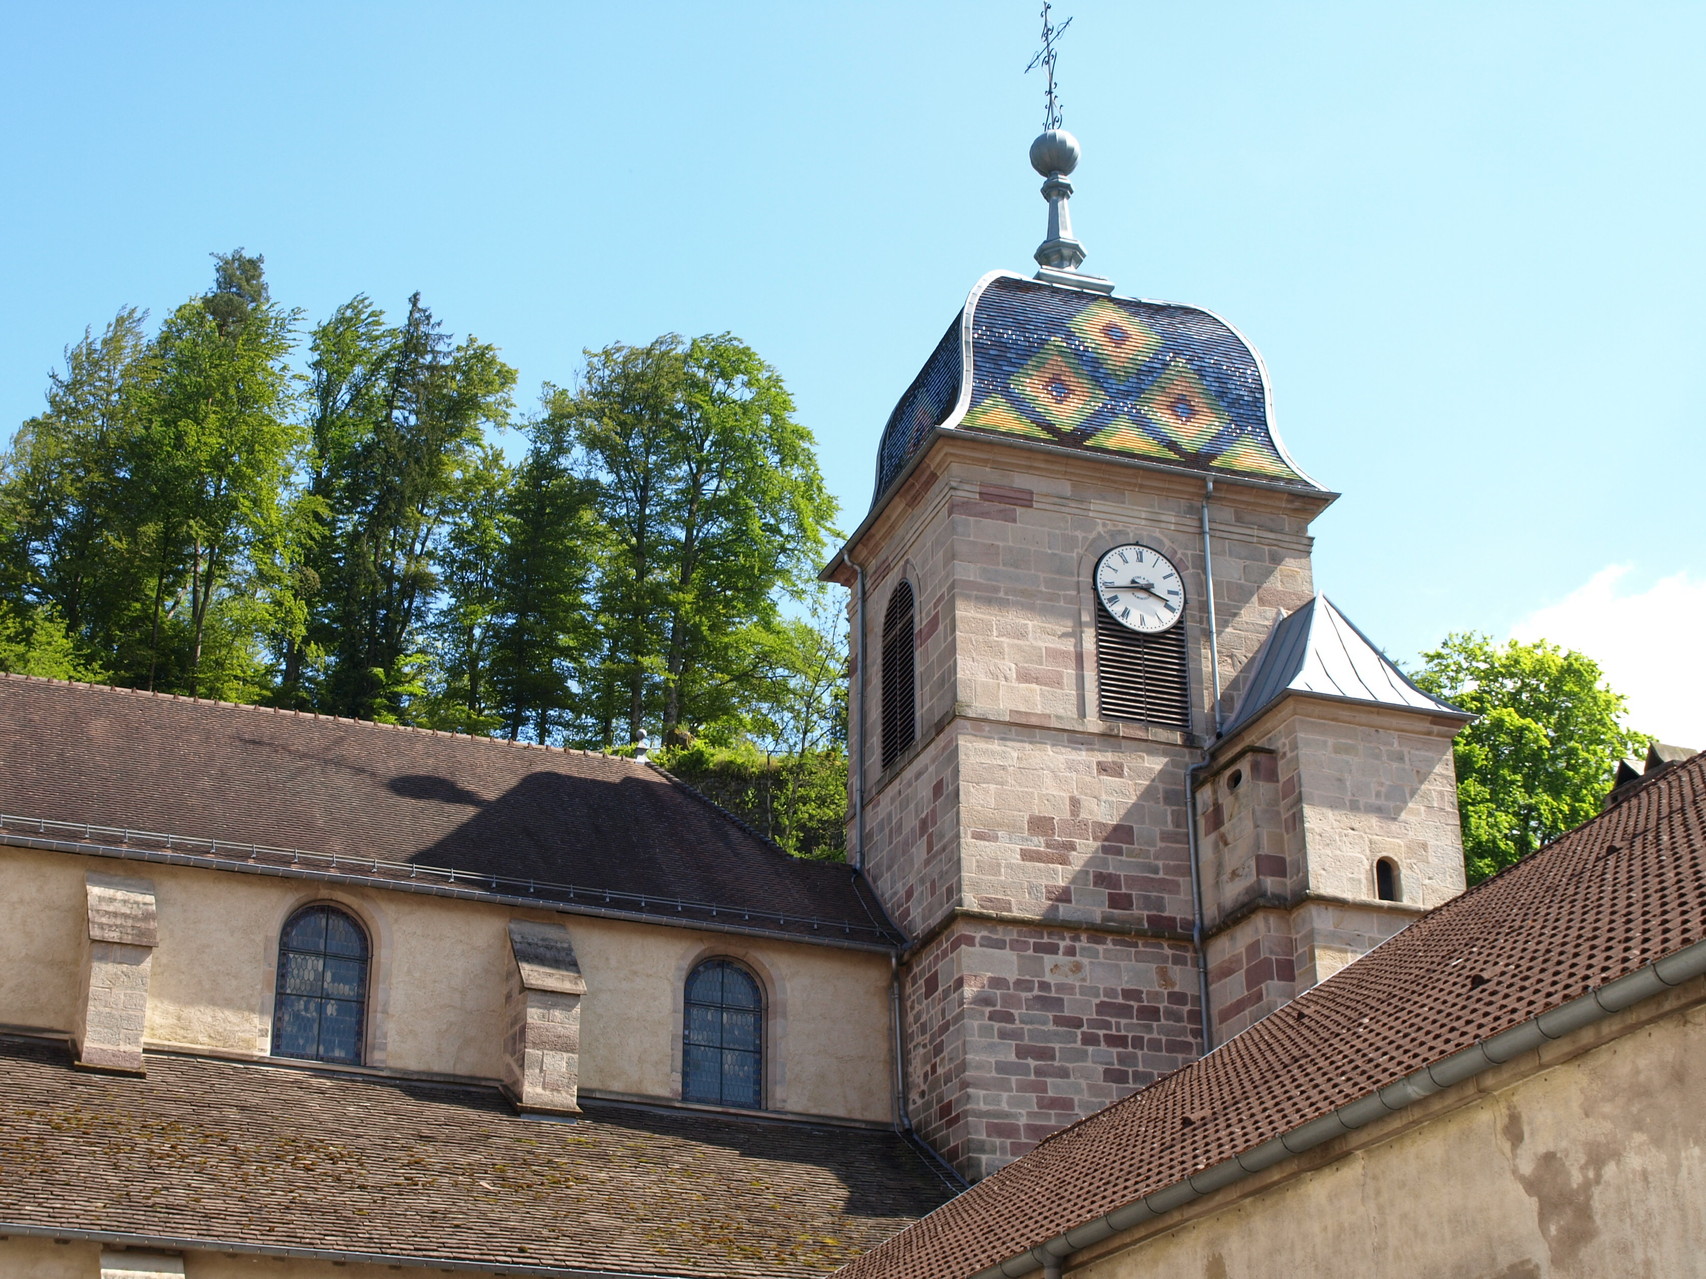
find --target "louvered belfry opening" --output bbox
[1095,605,1192,730]
[881,581,917,769]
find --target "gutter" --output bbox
[971,932,1706,1279]
[0,831,900,955]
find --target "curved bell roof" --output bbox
[872,271,1323,506]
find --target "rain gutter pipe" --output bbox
[971,933,1706,1279]
[1184,480,1220,1052]
[851,553,868,872]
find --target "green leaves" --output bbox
[0,256,848,858]
[1414,633,1649,883]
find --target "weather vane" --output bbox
[1024,2,1073,131]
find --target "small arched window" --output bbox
[881,580,917,768]
[273,904,369,1065]
[682,958,763,1109]
[1376,858,1401,903]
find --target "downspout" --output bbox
[890,954,909,1130]
[850,554,868,872]
[1200,479,1223,728]
[1185,757,1214,1054]
[891,951,966,1189]
[1186,480,1220,1053]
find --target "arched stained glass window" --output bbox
[273,904,369,1065]
[682,958,763,1109]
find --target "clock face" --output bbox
[1095,544,1185,633]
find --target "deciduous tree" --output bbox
[1414,633,1649,883]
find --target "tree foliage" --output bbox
[0,253,848,858]
[1414,633,1649,884]
[566,333,836,749]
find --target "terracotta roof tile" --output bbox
[0,674,897,947]
[0,1038,955,1275]
[838,751,1706,1279]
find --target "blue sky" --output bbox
[2,2,1701,739]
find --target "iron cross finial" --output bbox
[1023,2,1073,131]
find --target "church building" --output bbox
[5,101,1691,1279]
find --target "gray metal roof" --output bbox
[1219,595,1466,740]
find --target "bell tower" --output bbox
[824,122,1467,1180]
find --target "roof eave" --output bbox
[1216,686,1473,751]
[822,426,1338,584]
[0,830,902,954]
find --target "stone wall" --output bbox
[1195,696,1466,1042]
[904,918,1201,1173]
[842,434,1332,1178]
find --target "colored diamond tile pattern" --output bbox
[873,274,1317,503]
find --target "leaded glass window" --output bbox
[273,904,369,1065]
[682,958,763,1108]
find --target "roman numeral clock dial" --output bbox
[1095,544,1185,633]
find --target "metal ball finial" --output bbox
[1029,129,1081,178]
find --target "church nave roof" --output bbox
[0,674,898,949]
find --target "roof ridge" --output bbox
[0,671,640,764]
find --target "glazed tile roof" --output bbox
[0,675,898,948]
[1218,595,1467,739]
[836,751,1706,1279]
[872,272,1320,504]
[0,1038,956,1275]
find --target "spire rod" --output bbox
[1023,2,1073,131]
[1024,6,1112,291]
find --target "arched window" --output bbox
[881,581,917,768]
[682,958,763,1109]
[273,904,369,1065]
[1376,858,1401,902]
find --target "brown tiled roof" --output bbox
[0,1037,955,1275]
[0,675,896,946]
[838,751,1706,1279]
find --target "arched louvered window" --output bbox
[881,581,917,768]
[682,958,763,1108]
[1376,858,1401,902]
[273,904,369,1065]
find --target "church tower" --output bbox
[823,114,1470,1181]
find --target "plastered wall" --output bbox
[0,844,894,1122]
[1070,980,1706,1279]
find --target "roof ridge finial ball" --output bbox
[1030,128,1081,178]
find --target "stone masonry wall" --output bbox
[905,917,1201,1175]
[841,436,1332,1179]
[1195,695,1466,1042]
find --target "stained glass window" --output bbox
[273,904,369,1065]
[682,958,763,1109]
